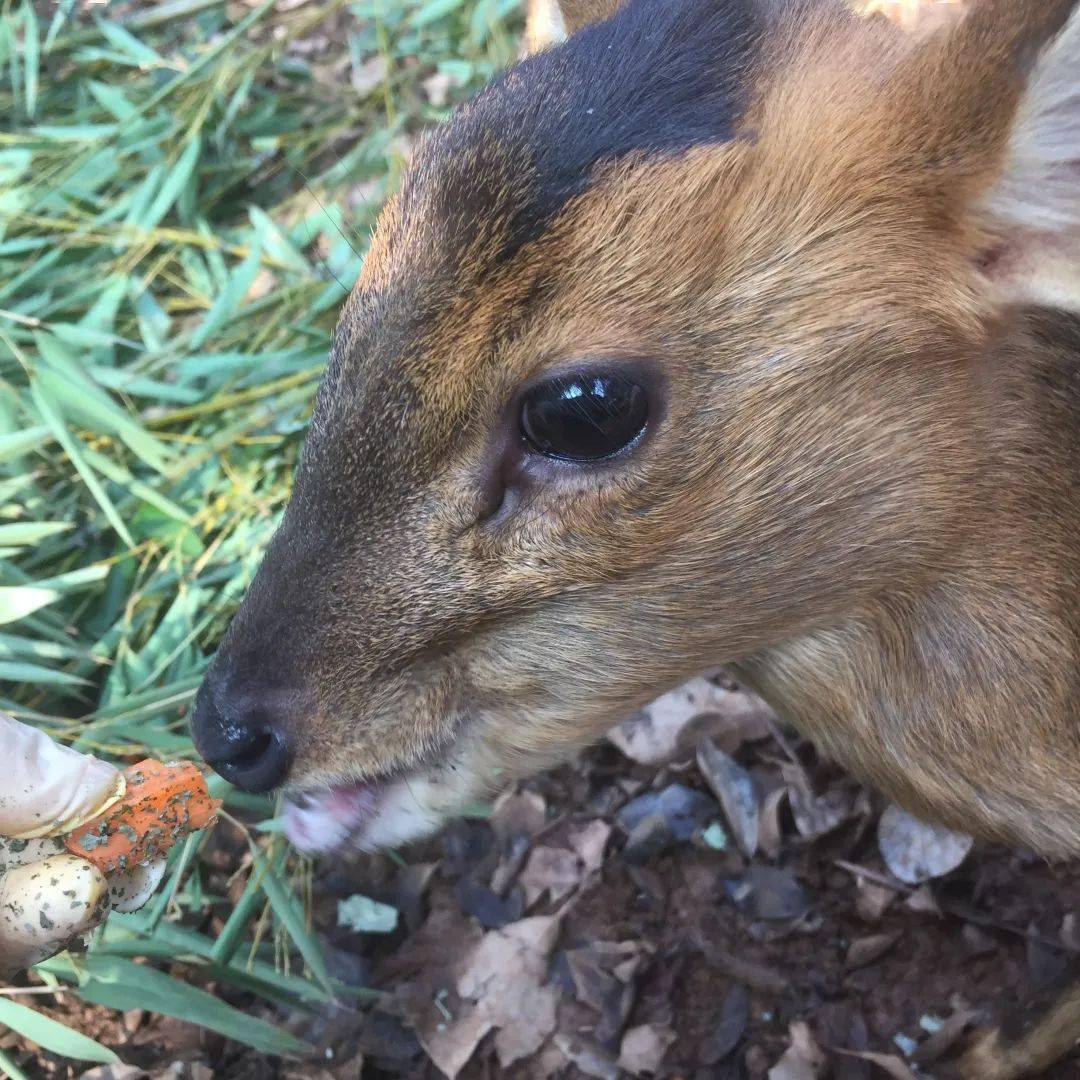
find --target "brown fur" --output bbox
[201,1,1080,1073]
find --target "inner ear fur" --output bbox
[873,0,1080,309]
[759,0,1080,311]
[975,3,1080,309]
[522,0,623,53]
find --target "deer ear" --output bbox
[522,0,623,54]
[976,6,1080,310]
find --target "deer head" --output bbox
[191,0,1080,855]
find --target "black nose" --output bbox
[190,685,293,793]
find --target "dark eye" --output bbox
[520,371,649,462]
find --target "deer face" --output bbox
[191,0,1080,852]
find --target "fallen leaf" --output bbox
[912,1006,977,1064]
[609,676,774,765]
[388,902,485,1076]
[622,813,672,863]
[1062,912,1080,952]
[789,786,852,839]
[700,983,749,1065]
[489,834,530,897]
[618,1023,675,1076]
[563,940,643,1045]
[555,1033,621,1080]
[728,865,810,922]
[395,861,438,932]
[959,923,996,957]
[357,1009,421,1069]
[769,1021,826,1079]
[569,819,611,873]
[834,1048,920,1080]
[519,845,582,906]
[697,740,759,857]
[490,789,547,840]
[616,783,718,842]
[456,879,524,928]
[844,931,902,970]
[904,884,942,915]
[338,894,398,934]
[411,1001,491,1080]
[759,787,789,860]
[877,804,973,884]
[855,878,898,922]
[456,916,561,1067]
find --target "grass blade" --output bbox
[0,998,119,1065]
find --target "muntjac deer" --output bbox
[192,0,1080,1073]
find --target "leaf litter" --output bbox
[9,669,1073,1077]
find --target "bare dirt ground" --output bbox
[14,673,1080,1080]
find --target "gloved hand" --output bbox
[0,714,167,978]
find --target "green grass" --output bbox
[0,0,520,1067]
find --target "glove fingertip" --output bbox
[0,855,110,975]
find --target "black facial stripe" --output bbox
[401,0,763,271]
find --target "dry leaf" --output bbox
[609,676,773,765]
[844,931,902,970]
[697,740,759,856]
[701,983,750,1065]
[904,884,942,915]
[555,1034,621,1080]
[834,1048,920,1080]
[769,1021,827,1080]
[618,1023,676,1076]
[413,1004,491,1080]
[729,866,810,922]
[789,786,852,840]
[490,789,547,840]
[855,878,898,922]
[569,819,611,874]
[759,786,789,860]
[878,804,973,884]
[912,1006,977,1064]
[519,845,581,906]
[456,916,561,1067]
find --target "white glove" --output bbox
[0,714,166,978]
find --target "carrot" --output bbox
[64,759,221,874]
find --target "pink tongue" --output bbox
[282,783,378,853]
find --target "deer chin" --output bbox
[280,715,557,854]
[282,772,455,854]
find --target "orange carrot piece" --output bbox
[64,759,221,874]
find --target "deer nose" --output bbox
[190,685,294,793]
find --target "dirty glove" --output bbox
[0,714,166,978]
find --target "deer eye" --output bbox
[519,371,649,462]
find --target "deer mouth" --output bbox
[282,780,388,853]
[282,761,457,854]
[282,714,481,854]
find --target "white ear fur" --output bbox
[522,0,568,55]
[856,0,964,34]
[979,7,1080,309]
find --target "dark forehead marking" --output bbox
[398,0,763,270]
[303,0,764,501]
